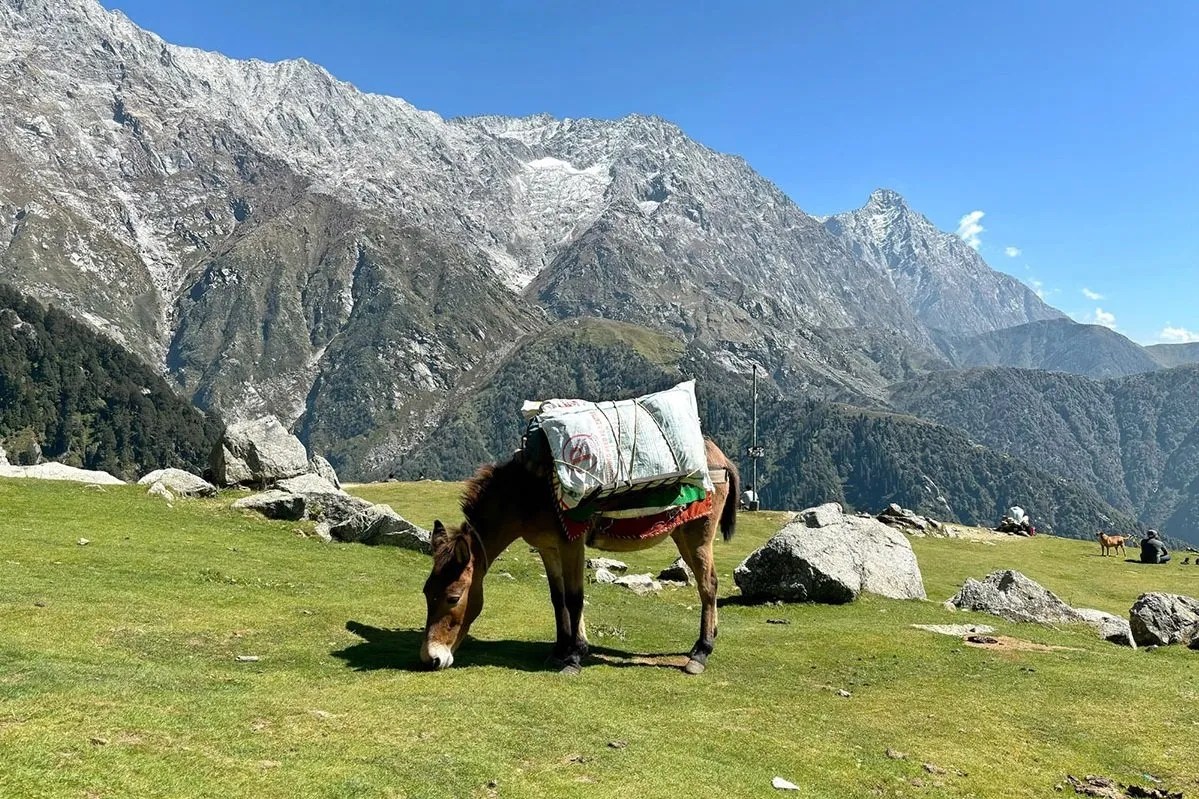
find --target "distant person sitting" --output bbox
[1140,529,1171,564]
[740,484,759,511]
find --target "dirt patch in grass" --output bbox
[963,635,1083,654]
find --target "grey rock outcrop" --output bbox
[309,456,341,489]
[137,468,217,498]
[1074,607,1136,648]
[587,557,628,573]
[147,481,174,502]
[0,462,124,485]
[733,504,926,604]
[231,490,306,521]
[802,502,844,529]
[612,573,662,595]
[328,504,431,552]
[1128,593,1199,648]
[948,570,1083,624]
[210,417,309,487]
[272,473,372,524]
[658,557,693,584]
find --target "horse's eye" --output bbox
[447,595,462,607]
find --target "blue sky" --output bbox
[102,0,1198,344]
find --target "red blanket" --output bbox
[561,494,713,543]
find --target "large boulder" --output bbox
[231,490,305,521]
[733,506,926,604]
[1129,593,1199,648]
[948,570,1083,624]
[0,462,124,485]
[209,417,308,487]
[329,504,431,552]
[273,473,371,524]
[137,468,217,498]
[308,455,340,489]
[1074,607,1136,648]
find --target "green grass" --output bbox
[3,477,1199,798]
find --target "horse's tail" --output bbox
[721,455,739,543]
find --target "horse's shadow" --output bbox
[334,621,690,673]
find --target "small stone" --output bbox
[886,748,907,760]
[922,763,946,775]
[586,557,628,573]
[89,737,108,746]
[837,689,851,698]
[612,573,662,595]
[235,655,261,662]
[658,557,693,584]
[607,740,628,749]
[771,776,800,791]
[593,567,618,585]
[77,538,90,546]
[34,600,46,608]
[766,618,791,625]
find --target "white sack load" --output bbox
[525,381,712,509]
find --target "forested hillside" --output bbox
[892,366,1199,544]
[0,284,222,480]
[397,319,1136,539]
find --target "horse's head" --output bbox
[420,520,486,670]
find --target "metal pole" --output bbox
[752,364,758,506]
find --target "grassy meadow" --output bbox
[2,476,1198,798]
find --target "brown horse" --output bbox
[420,439,739,675]
[1096,532,1126,556]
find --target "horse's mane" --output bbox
[460,450,552,529]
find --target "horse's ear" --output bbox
[432,520,447,548]
[452,525,472,565]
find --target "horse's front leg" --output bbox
[537,547,573,665]
[559,538,589,675]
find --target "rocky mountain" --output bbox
[935,318,1161,379]
[0,282,220,478]
[0,0,1085,476]
[397,317,1136,539]
[1147,342,1199,369]
[891,366,1199,544]
[822,189,1065,336]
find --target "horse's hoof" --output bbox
[683,659,706,675]
[558,663,582,676]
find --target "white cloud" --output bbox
[1081,288,1105,301]
[1028,278,1046,299]
[1159,325,1199,344]
[1004,246,1021,257]
[956,210,985,250]
[1091,307,1117,328]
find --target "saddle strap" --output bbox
[708,468,728,485]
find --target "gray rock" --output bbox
[231,490,306,521]
[733,514,926,604]
[612,573,661,595]
[911,623,997,636]
[210,417,309,487]
[586,557,628,573]
[273,473,371,524]
[658,556,693,584]
[948,570,1083,624]
[329,504,431,552]
[147,481,175,502]
[1129,593,1199,648]
[0,462,125,485]
[137,468,217,498]
[802,502,844,528]
[312,522,334,543]
[309,455,341,489]
[593,567,619,584]
[1074,607,1136,648]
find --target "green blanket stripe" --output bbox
[565,483,707,521]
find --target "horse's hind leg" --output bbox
[674,524,718,676]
